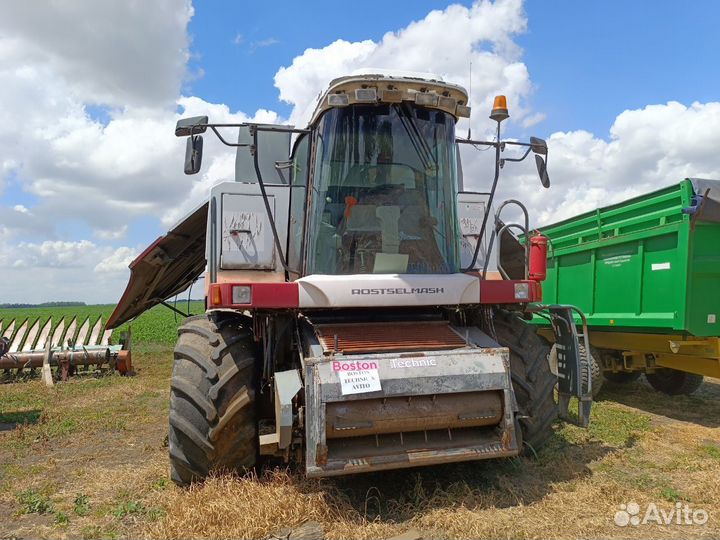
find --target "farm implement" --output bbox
[532,178,720,396]
[0,316,131,381]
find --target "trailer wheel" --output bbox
[645,368,704,396]
[492,310,557,452]
[169,313,258,486]
[603,371,642,384]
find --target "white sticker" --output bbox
[651,262,671,271]
[709,314,717,324]
[604,254,632,267]
[338,369,382,395]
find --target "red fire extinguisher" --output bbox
[529,232,548,282]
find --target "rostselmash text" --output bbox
[351,287,445,295]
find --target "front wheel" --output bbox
[492,310,557,452]
[169,313,259,486]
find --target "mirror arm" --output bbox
[187,123,310,148]
[456,138,498,148]
[463,121,503,272]
[502,146,533,163]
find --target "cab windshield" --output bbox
[306,104,460,275]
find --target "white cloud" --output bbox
[274,0,531,130]
[525,101,720,225]
[94,246,138,273]
[0,1,193,108]
[8,240,96,269]
[95,225,129,241]
[250,37,280,51]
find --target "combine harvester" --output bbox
[0,316,131,381]
[109,72,594,485]
[534,179,720,395]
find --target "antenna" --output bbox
[467,59,472,139]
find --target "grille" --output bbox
[315,321,466,354]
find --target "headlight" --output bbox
[514,283,529,300]
[232,285,252,304]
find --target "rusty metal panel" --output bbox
[315,321,466,354]
[326,391,502,439]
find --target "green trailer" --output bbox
[534,178,720,395]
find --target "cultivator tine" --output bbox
[50,318,65,347]
[36,318,53,350]
[89,317,103,346]
[9,319,28,353]
[100,328,112,346]
[2,320,15,340]
[21,319,41,352]
[64,317,78,347]
[75,317,90,347]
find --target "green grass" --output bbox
[17,488,54,515]
[0,301,204,347]
[701,443,720,460]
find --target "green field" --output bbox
[0,301,205,347]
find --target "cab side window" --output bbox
[288,135,309,274]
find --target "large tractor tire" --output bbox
[169,313,258,486]
[645,368,704,396]
[492,310,557,452]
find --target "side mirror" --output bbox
[184,135,204,175]
[175,116,208,137]
[530,136,548,155]
[535,154,550,188]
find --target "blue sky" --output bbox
[186,0,720,136]
[1,0,719,303]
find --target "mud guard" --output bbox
[548,305,593,427]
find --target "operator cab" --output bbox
[304,103,459,275]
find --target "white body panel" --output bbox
[296,273,479,308]
[209,181,290,273]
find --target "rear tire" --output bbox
[492,310,557,452]
[645,368,704,396]
[169,313,258,486]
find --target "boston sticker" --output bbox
[332,361,382,395]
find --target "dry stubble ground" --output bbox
[1,344,719,539]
